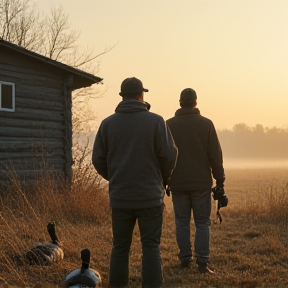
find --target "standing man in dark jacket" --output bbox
[92,77,178,288]
[166,88,225,274]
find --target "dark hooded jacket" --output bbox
[166,108,225,192]
[92,100,178,209]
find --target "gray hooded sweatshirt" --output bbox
[92,100,178,209]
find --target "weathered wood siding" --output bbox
[0,47,73,184]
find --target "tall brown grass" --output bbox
[0,167,288,287]
[225,169,288,225]
[0,148,110,286]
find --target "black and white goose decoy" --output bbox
[64,248,101,287]
[26,221,64,265]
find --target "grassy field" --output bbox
[0,167,288,288]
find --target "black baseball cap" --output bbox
[180,88,197,105]
[119,77,149,96]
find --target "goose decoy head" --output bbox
[65,249,101,287]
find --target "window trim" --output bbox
[0,81,15,112]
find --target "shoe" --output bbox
[198,263,215,274]
[180,258,191,268]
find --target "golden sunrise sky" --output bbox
[37,0,288,130]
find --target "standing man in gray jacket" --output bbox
[166,88,225,274]
[92,77,178,288]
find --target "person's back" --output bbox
[94,99,176,209]
[92,77,177,288]
[166,88,225,273]
[167,107,224,191]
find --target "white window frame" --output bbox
[0,81,15,112]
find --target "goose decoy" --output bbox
[26,221,64,265]
[64,248,101,287]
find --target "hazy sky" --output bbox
[37,0,288,130]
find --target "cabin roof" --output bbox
[0,39,103,90]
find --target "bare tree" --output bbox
[0,0,116,66]
[42,6,80,60]
[0,0,44,51]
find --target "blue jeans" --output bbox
[109,205,164,288]
[172,190,211,264]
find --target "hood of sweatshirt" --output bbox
[115,100,151,113]
[175,107,200,116]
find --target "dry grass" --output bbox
[0,168,288,288]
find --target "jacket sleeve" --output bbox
[156,118,178,185]
[92,123,109,180]
[208,122,225,185]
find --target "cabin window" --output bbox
[0,81,15,112]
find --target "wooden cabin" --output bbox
[0,39,102,186]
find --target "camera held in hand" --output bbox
[211,186,228,208]
[211,186,228,223]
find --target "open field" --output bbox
[0,168,288,288]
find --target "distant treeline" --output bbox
[217,123,288,159]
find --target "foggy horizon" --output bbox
[224,158,288,169]
[80,122,288,169]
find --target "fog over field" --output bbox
[83,124,288,170]
[224,158,288,169]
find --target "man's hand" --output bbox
[211,186,228,208]
[212,186,228,223]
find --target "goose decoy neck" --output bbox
[81,249,90,270]
[47,222,60,245]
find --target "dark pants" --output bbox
[109,205,164,288]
